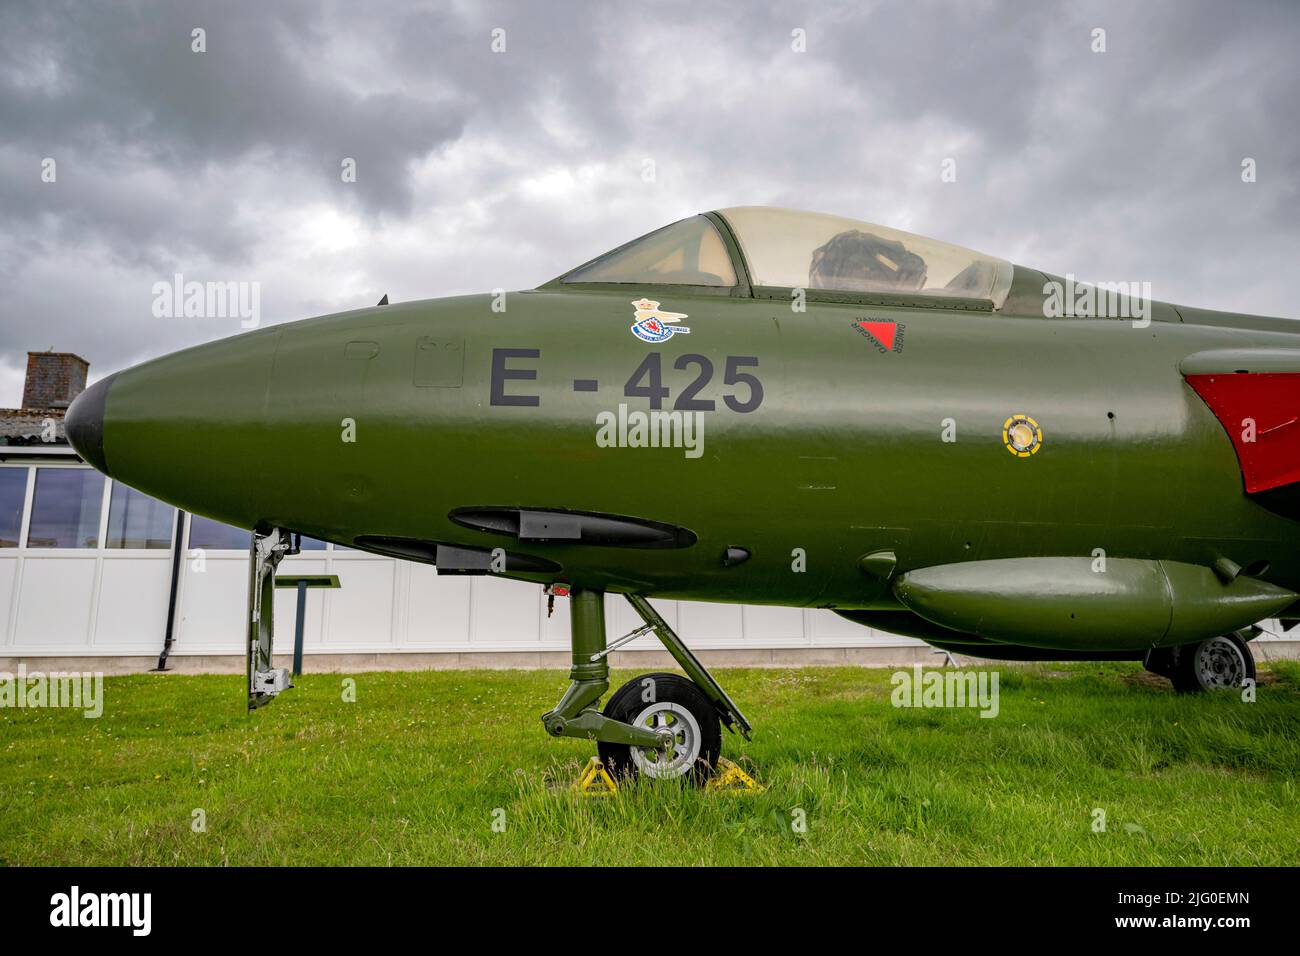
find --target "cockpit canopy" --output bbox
[560,206,1013,308]
[561,215,737,287]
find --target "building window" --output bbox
[105,482,175,549]
[0,467,27,548]
[188,515,251,550]
[26,467,105,548]
[187,517,330,551]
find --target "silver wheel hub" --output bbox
[1194,637,1246,689]
[629,702,702,779]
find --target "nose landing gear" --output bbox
[541,588,750,784]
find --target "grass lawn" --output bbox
[2,662,1298,866]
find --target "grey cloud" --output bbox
[1,0,1298,403]
[0,0,465,218]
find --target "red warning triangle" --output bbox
[856,321,897,350]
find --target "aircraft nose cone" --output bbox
[65,371,117,476]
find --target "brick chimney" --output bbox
[23,351,89,410]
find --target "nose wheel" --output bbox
[598,673,722,784]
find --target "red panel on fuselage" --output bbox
[1184,372,1300,493]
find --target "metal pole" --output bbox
[292,578,307,676]
[154,508,187,672]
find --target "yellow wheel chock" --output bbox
[705,757,765,792]
[576,757,619,796]
[576,755,762,793]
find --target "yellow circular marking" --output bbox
[1003,414,1043,457]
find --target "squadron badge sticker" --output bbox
[630,298,690,343]
[1003,414,1044,457]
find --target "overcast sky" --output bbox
[2,0,1297,405]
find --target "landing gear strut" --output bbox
[541,588,751,783]
[246,527,300,709]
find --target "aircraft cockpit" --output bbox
[557,206,1014,308]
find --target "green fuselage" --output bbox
[88,283,1300,613]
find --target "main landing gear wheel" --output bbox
[598,673,721,784]
[1167,633,1255,694]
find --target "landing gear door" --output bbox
[247,527,297,710]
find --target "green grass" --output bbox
[2,662,1299,865]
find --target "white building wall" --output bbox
[166,533,908,657]
[0,460,916,658]
[2,460,1294,661]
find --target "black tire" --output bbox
[1143,646,1177,680]
[1170,633,1255,694]
[597,673,721,784]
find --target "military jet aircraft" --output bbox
[65,206,1300,781]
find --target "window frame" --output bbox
[0,464,31,549]
[184,512,351,554]
[104,479,178,550]
[0,462,362,558]
[0,462,186,555]
[23,464,109,551]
